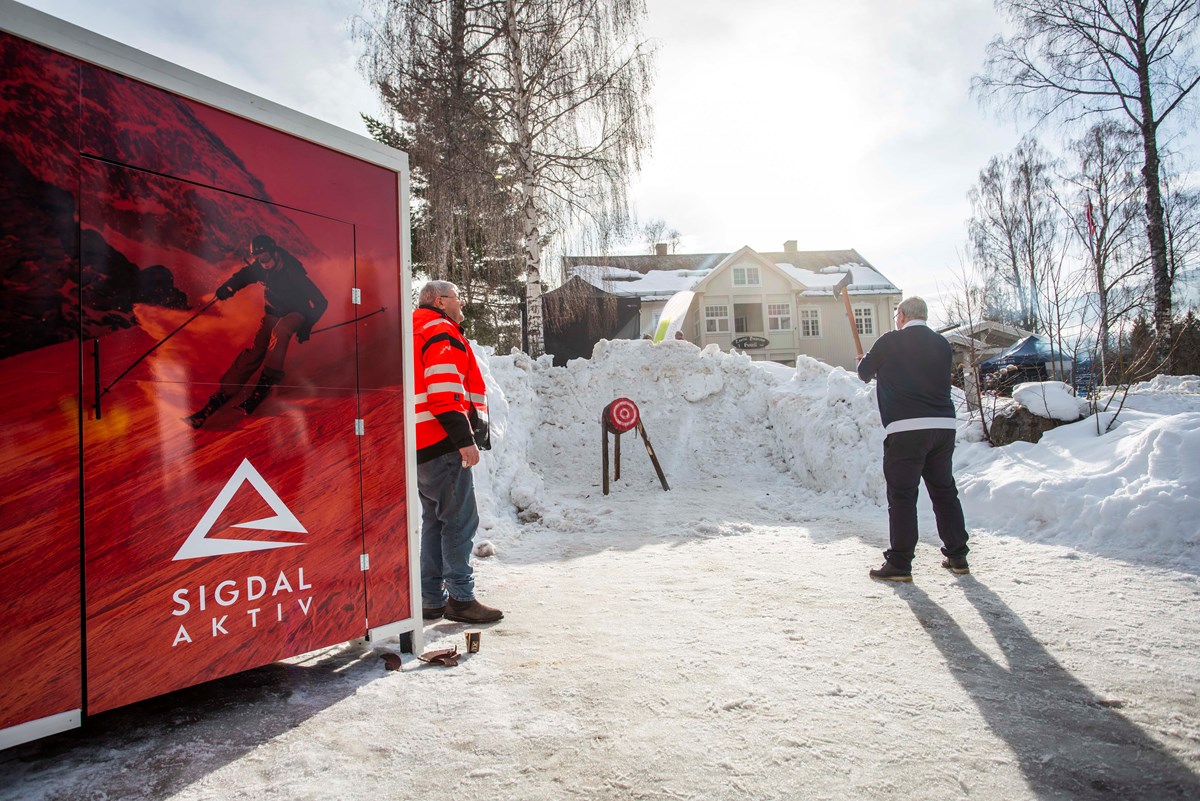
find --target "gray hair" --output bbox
[419,280,458,306]
[897,296,928,321]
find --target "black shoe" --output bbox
[444,598,503,624]
[942,556,970,574]
[236,369,283,415]
[422,606,445,620]
[183,391,229,429]
[869,562,912,582]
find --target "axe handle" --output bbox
[841,288,865,359]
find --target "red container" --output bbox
[0,5,417,748]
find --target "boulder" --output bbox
[989,403,1062,446]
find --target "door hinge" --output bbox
[355,418,365,436]
[351,287,362,305]
[360,553,370,571]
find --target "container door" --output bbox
[79,158,364,714]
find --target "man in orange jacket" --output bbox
[413,281,503,624]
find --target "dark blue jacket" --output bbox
[856,321,957,434]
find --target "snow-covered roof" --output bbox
[939,320,1034,342]
[561,248,899,301]
[783,262,899,297]
[568,264,706,299]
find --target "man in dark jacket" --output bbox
[185,234,327,427]
[856,296,970,581]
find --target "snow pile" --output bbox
[766,355,888,505]
[1012,380,1088,421]
[474,339,1200,571]
[956,407,1200,568]
[475,339,793,534]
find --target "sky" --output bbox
[2,339,1198,799]
[14,0,1029,324]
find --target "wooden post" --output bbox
[637,421,670,491]
[601,411,610,495]
[614,429,622,481]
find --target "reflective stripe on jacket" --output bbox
[413,306,489,462]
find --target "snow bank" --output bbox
[472,338,1199,571]
[766,355,888,505]
[475,339,792,529]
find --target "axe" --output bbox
[831,271,864,360]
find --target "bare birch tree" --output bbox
[356,0,522,343]
[641,218,681,253]
[974,0,1200,368]
[1160,165,1200,301]
[358,0,655,357]
[967,136,1061,331]
[1061,121,1147,376]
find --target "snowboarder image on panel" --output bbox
[184,234,328,428]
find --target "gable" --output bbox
[691,246,803,294]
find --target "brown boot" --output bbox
[444,598,503,624]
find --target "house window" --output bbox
[854,306,875,336]
[705,305,729,333]
[768,303,792,332]
[732,265,761,287]
[799,308,821,337]
[650,310,661,330]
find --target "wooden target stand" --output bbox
[601,398,669,495]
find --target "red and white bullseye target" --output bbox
[606,397,640,433]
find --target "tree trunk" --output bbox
[1134,14,1174,369]
[505,0,543,356]
[521,189,543,357]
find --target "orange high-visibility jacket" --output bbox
[413,306,489,463]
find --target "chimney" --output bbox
[783,240,797,253]
[655,242,669,256]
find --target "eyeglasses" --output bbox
[439,294,461,302]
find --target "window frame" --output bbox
[731,265,761,287]
[704,304,730,333]
[798,307,821,338]
[854,305,875,337]
[767,302,792,332]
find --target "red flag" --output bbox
[1086,197,1096,240]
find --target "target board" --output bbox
[600,398,669,494]
[606,397,640,433]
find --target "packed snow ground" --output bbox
[3,340,1199,800]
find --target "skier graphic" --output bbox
[185,234,328,428]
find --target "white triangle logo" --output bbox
[173,458,307,561]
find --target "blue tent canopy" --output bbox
[980,335,1087,371]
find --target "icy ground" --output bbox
[2,341,1199,801]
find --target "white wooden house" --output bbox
[556,241,902,369]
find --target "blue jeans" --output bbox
[417,451,478,606]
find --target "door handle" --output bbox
[92,338,102,420]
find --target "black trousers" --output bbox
[882,428,969,569]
